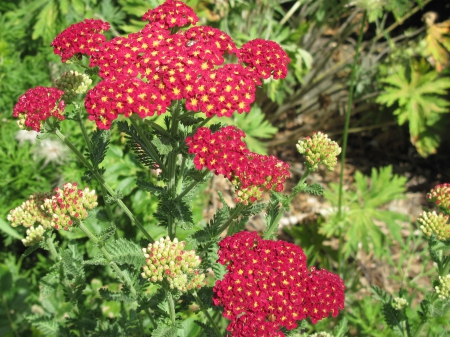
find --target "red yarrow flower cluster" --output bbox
[51,19,110,63]
[186,126,290,204]
[13,86,65,132]
[142,0,198,28]
[238,39,290,79]
[213,232,345,337]
[427,183,450,211]
[45,1,290,129]
[84,76,170,129]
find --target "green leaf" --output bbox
[26,315,59,335]
[105,238,146,268]
[193,320,220,337]
[302,183,324,196]
[0,218,22,240]
[428,298,450,318]
[333,317,349,337]
[137,179,164,195]
[376,60,450,156]
[151,323,179,337]
[152,137,173,155]
[97,225,116,242]
[87,129,111,167]
[99,288,135,303]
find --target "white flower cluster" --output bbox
[22,225,45,247]
[392,297,408,310]
[436,274,450,300]
[417,211,450,241]
[296,132,341,171]
[142,236,205,292]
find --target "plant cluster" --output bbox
[4,1,347,336]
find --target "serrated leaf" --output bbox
[99,288,136,303]
[152,137,173,155]
[87,129,111,167]
[302,183,325,196]
[105,238,146,268]
[376,60,450,156]
[26,315,59,335]
[137,179,164,195]
[151,323,179,337]
[333,317,349,337]
[371,285,391,303]
[98,225,116,242]
[428,298,450,318]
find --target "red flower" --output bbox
[84,77,169,129]
[213,232,345,336]
[238,39,290,80]
[13,87,65,132]
[142,0,198,28]
[186,126,290,203]
[51,19,110,62]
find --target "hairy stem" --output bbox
[337,11,367,217]
[166,290,177,324]
[54,129,154,243]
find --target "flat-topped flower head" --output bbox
[8,183,98,233]
[142,0,198,28]
[427,183,450,212]
[54,71,92,104]
[141,236,205,292]
[213,232,345,336]
[186,126,290,204]
[13,87,66,132]
[417,211,450,240]
[392,297,408,311]
[84,77,169,129]
[435,274,450,300]
[238,39,290,80]
[296,132,341,171]
[51,19,110,62]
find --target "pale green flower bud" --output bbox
[417,211,450,240]
[392,297,408,310]
[22,225,46,247]
[54,70,92,104]
[435,274,450,300]
[141,236,205,292]
[296,132,341,171]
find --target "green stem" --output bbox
[174,170,210,202]
[166,290,176,324]
[144,308,157,328]
[413,321,427,337]
[78,221,137,296]
[167,103,181,239]
[54,129,154,243]
[75,108,116,230]
[337,11,367,218]
[193,291,222,337]
[289,167,312,201]
[2,295,20,337]
[46,237,78,304]
[129,117,165,169]
[263,203,285,240]
[216,204,245,237]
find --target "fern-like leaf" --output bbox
[26,315,59,335]
[105,238,146,268]
[117,121,158,168]
[87,128,111,167]
[99,288,136,303]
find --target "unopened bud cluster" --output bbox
[435,274,450,300]
[54,70,92,104]
[296,132,341,171]
[8,182,98,233]
[22,225,45,247]
[142,237,205,292]
[427,183,450,212]
[392,297,408,310]
[417,211,450,240]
